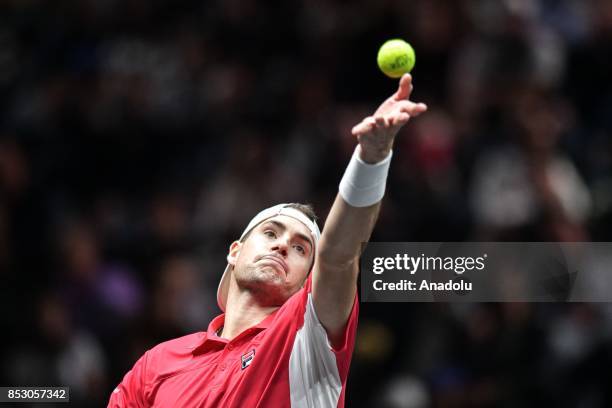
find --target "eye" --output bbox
[264,230,276,239]
[294,244,305,254]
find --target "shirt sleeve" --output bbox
[107,352,149,408]
[287,275,359,407]
[305,276,359,363]
[303,274,359,355]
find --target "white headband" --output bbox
[238,203,321,243]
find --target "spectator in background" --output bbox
[56,219,144,338]
[4,292,108,405]
[470,88,591,240]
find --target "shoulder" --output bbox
[144,332,205,372]
[149,331,204,355]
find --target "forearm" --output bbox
[318,195,380,268]
[318,142,391,267]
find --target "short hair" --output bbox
[284,203,317,223]
[240,203,318,243]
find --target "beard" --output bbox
[233,263,289,307]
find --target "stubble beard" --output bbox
[235,263,287,306]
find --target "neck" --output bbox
[220,281,279,340]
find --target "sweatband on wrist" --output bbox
[339,145,393,207]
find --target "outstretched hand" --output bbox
[351,74,427,163]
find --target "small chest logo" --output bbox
[241,349,255,370]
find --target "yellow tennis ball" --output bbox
[377,39,416,78]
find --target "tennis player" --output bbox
[108,74,427,407]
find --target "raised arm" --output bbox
[312,74,427,345]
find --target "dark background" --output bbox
[1,0,612,406]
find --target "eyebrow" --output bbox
[262,220,314,252]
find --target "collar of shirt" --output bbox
[192,311,278,356]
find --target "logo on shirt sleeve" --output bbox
[241,349,255,370]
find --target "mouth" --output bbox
[257,255,288,275]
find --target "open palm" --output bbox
[351,74,427,163]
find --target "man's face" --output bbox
[227,215,315,306]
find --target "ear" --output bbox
[227,240,242,266]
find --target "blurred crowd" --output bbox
[1,0,612,406]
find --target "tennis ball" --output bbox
[377,39,415,78]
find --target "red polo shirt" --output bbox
[108,276,358,407]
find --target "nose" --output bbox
[271,238,289,257]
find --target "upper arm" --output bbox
[311,195,379,346]
[311,259,358,347]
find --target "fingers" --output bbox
[391,112,411,127]
[352,78,429,136]
[394,74,413,101]
[353,111,411,136]
[395,100,429,116]
[407,102,428,116]
[351,116,376,136]
[352,115,393,136]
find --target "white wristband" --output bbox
[339,145,393,207]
